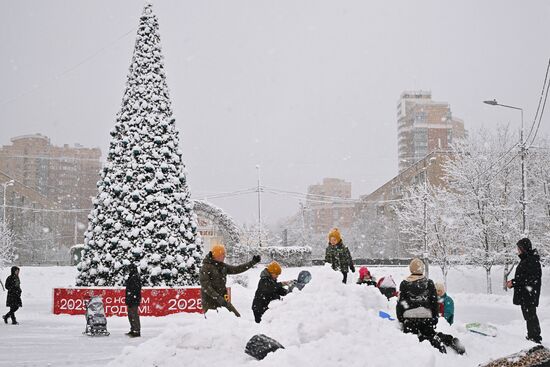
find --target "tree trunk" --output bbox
[503,263,509,291]
[443,265,448,290]
[486,267,492,294]
[504,262,516,292]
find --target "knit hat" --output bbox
[516,238,532,253]
[359,266,371,279]
[211,244,226,259]
[266,261,282,276]
[328,228,342,243]
[409,258,425,275]
[435,282,445,295]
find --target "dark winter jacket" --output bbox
[252,269,288,322]
[396,276,438,324]
[125,268,142,307]
[200,252,258,312]
[5,266,22,308]
[512,249,542,307]
[324,242,355,273]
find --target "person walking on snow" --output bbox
[252,261,290,323]
[125,264,142,337]
[506,238,542,344]
[200,244,260,317]
[357,266,377,286]
[324,228,355,284]
[396,259,464,354]
[435,283,454,326]
[3,266,22,325]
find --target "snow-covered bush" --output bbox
[76,3,202,287]
[227,244,312,267]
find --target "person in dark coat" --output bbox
[396,259,464,354]
[200,244,260,317]
[3,266,22,325]
[506,238,543,344]
[252,261,289,323]
[125,264,142,337]
[324,228,355,284]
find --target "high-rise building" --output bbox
[397,91,465,172]
[0,134,102,253]
[0,134,102,210]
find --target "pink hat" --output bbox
[359,266,370,279]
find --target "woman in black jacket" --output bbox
[507,238,543,344]
[252,261,289,323]
[3,266,22,325]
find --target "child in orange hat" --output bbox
[324,228,355,284]
[251,261,290,323]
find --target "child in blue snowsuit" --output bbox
[435,283,454,325]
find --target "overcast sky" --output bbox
[1,0,549,226]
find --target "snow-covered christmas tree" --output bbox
[76,3,203,287]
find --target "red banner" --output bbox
[52,287,231,317]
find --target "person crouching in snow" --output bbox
[252,261,290,323]
[377,275,399,300]
[357,266,377,286]
[200,244,260,317]
[324,228,355,284]
[435,283,454,326]
[396,259,465,354]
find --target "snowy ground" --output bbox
[0,265,548,367]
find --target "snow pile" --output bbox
[106,265,546,367]
[2,265,548,366]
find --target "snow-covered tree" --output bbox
[350,207,400,259]
[395,183,463,286]
[524,138,550,266]
[76,3,202,287]
[444,127,522,293]
[0,223,14,271]
[13,222,56,264]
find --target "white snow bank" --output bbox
[107,265,549,367]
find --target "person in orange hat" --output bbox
[251,261,290,323]
[200,244,260,317]
[324,228,355,283]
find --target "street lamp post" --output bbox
[2,180,15,227]
[256,165,262,247]
[483,99,527,234]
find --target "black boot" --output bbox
[449,338,466,355]
[2,315,7,324]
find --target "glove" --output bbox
[218,296,228,307]
[252,255,261,264]
[350,265,355,273]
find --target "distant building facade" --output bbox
[0,134,102,261]
[397,91,465,173]
[306,178,355,234]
